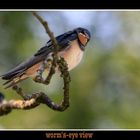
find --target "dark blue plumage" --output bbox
[35,29,78,56]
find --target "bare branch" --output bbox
[32,11,59,54]
[0,57,70,115]
[0,12,71,116]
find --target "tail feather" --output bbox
[3,80,12,85]
[4,76,28,89]
[1,69,25,80]
[0,55,43,80]
[0,55,46,88]
[4,81,17,89]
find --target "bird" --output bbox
[0,27,91,89]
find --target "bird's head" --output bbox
[75,27,91,49]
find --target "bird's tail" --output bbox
[2,74,28,89]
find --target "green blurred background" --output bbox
[0,11,140,129]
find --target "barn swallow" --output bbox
[0,27,91,88]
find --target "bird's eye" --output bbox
[81,31,85,35]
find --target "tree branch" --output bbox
[0,12,71,116]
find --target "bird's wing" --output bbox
[1,30,77,80]
[1,45,52,80]
[34,30,77,56]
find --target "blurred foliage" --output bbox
[1,11,140,129]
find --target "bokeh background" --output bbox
[0,11,140,129]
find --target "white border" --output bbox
[0,9,140,11]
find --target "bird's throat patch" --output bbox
[78,33,88,46]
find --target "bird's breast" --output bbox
[58,40,84,71]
